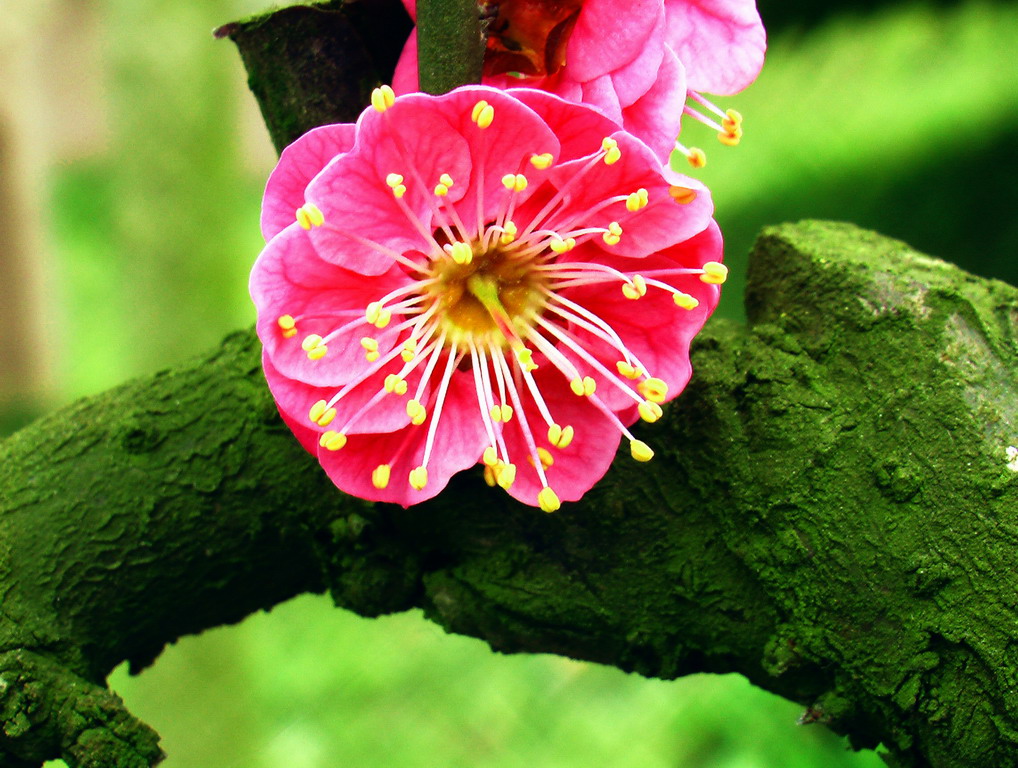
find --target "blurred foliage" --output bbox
[26,0,1018,766]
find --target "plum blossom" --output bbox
[251,86,725,511]
[392,0,765,163]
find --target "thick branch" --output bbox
[1,221,1017,768]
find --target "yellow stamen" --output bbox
[700,262,728,285]
[500,221,518,245]
[489,405,503,423]
[494,461,516,490]
[530,153,554,170]
[302,334,327,360]
[370,85,396,112]
[435,183,450,196]
[320,430,346,451]
[316,407,337,427]
[406,399,427,426]
[547,423,574,448]
[718,128,742,147]
[550,237,576,253]
[278,315,297,338]
[673,293,700,310]
[669,186,697,205]
[401,339,417,362]
[516,348,538,372]
[531,447,554,470]
[409,466,429,490]
[483,465,497,487]
[500,404,513,422]
[638,377,668,403]
[638,401,663,423]
[384,374,408,396]
[483,446,498,467]
[621,274,647,300]
[501,173,528,192]
[474,103,495,129]
[616,361,643,380]
[470,100,489,123]
[371,464,391,489]
[449,242,473,265]
[439,173,454,187]
[385,173,404,188]
[538,486,561,513]
[309,400,327,423]
[685,147,707,169]
[630,439,654,462]
[604,147,621,165]
[569,376,596,396]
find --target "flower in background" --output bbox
[392,0,765,164]
[251,86,725,511]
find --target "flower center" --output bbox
[482,0,583,78]
[426,240,547,348]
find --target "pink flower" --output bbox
[251,86,725,512]
[392,0,765,163]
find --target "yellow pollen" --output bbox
[500,221,518,245]
[630,439,654,462]
[685,147,707,169]
[401,339,417,362]
[309,400,327,423]
[489,404,503,423]
[550,237,576,254]
[638,377,668,403]
[365,301,392,328]
[370,85,396,112]
[547,423,574,448]
[483,446,498,467]
[360,337,378,352]
[500,404,513,422]
[718,128,742,147]
[302,334,327,360]
[366,350,380,362]
[530,153,554,169]
[470,100,489,122]
[448,241,474,265]
[475,103,495,129]
[385,173,404,188]
[409,466,429,490]
[501,173,528,192]
[439,173,454,187]
[638,400,663,423]
[604,147,622,165]
[483,465,497,487]
[516,348,538,372]
[317,408,337,427]
[538,486,561,513]
[435,183,450,196]
[372,464,391,489]
[669,186,697,204]
[319,430,347,451]
[527,447,554,470]
[570,376,596,396]
[616,361,642,380]
[700,262,729,285]
[384,374,408,395]
[278,315,297,338]
[601,137,618,152]
[725,108,743,127]
[622,274,647,300]
[392,184,407,199]
[494,461,516,490]
[406,399,427,425]
[625,192,644,212]
[307,346,327,360]
[673,292,700,310]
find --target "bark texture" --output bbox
[1,220,1016,768]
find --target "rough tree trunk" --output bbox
[1,3,1016,768]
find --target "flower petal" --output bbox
[620,47,687,160]
[566,0,663,82]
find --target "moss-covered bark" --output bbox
[1,221,1016,767]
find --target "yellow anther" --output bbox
[296,207,312,230]
[604,146,622,165]
[700,261,729,285]
[391,184,407,199]
[638,377,668,403]
[360,336,379,353]
[317,407,337,427]
[277,315,297,338]
[603,233,620,246]
[669,186,697,204]
[470,100,489,122]
[538,486,561,513]
[621,274,647,300]
[516,348,538,372]
[616,361,643,380]
[302,334,323,352]
[630,439,654,462]
[370,85,396,112]
[638,188,649,205]
[434,183,450,196]
[718,128,742,147]
[535,447,554,470]
[673,292,700,310]
[725,108,743,128]
[449,242,473,265]
[385,173,404,188]
[570,378,585,396]
[364,302,392,329]
[297,203,324,229]
[638,400,663,423]
[625,192,645,212]
[500,404,513,422]
[483,446,498,467]
[319,430,347,451]
[474,103,495,129]
[309,400,327,423]
[547,423,574,448]
[530,153,554,170]
[401,339,417,362]
[409,466,429,490]
[601,137,618,152]
[406,399,427,425]
[685,147,707,169]
[307,346,328,360]
[570,376,596,396]
[549,237,576,254]
[483,465,497,487]
[494,461,516,490]
[501,173,528,192]
[366,350,380,362]
[489,405,503,423]
[500,221,518,245]
[384,374,407,395]
[439,173,454,187]
[371,464,391,489]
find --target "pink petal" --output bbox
[506,88,621,162]
[261,123,357,241]
[251,224,411,386]
[566,0,663,83]
[318,371,488,506]
[605,5,667,108]
[500,366,622,506]
[305,93,473,274]
[392,29,419,94]
[663,0,766,94]
[580,74,623,123]
[620,47,687,160]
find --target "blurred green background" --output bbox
[1,0,1014,765]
